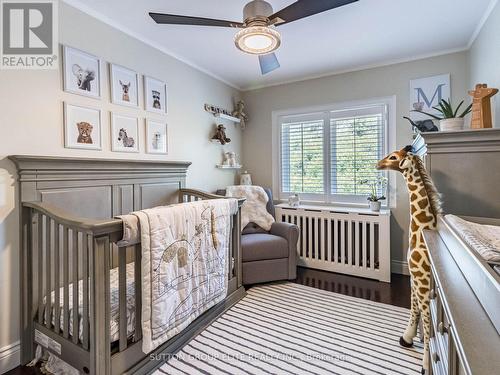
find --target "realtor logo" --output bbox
[1,0,58,69]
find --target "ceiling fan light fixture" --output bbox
[234,26,280,55]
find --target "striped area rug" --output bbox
[155,282,423,375]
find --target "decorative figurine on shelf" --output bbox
[223,152,237,167]
[403,116,438,133]
[212,124,231,145]
[468,83,499,129]
[240,171,252,185]
[232,100,249,130]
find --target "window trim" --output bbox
[272,96,397,208]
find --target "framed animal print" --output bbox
[110,64,139,108]
[144,76,167,114]
[111,113,139,153]
[63,46,101,99]
[146,119,168,154]
[63,103,102,150]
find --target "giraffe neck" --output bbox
[403,162,437,250]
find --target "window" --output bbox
[277,98,392,205]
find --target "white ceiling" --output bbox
[65,0,494,91]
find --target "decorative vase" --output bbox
[369,201,382,212]
[240,171,252,185]
[439,118,465,131]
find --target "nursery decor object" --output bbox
[63,46,101,98]
[232,100,249,129]
[287,193,300,207]
[110,63,139,107]
[377,145,442,375]
[412,98,472,131]
[111,113,139,152]
[410,74,450,121]
[468,83,499,129]
[239,171,252,185]
[144,76,167,114]
[205,103,241,123]
[359,176,387,212]
[403,117,438,133]
[63,103,102,150]
[223,152,237,167]
[146,119,168,154]
[212,124,231,145]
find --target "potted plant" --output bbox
[360,176,388,212]
[412,98,472,131]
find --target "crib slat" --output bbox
[45,218,52,329]
[134,243,142,342]
[72,230,79,344]
[118,247,127,352]
[62,226,70,338]
[54,224,60,334]
[82,234,89,350]
[37,214,44,324]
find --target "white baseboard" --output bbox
[391,260,409,276]
[0,341,20,374]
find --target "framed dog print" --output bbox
[110,64,139,107]
[63,46,101,99]
[63,103,102,150]
[144,76,167,114]
[146,119,168,154]
[111,113,139,153]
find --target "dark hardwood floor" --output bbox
[293,266,411,309]
[6,268,410,375]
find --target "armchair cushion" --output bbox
[241,233,289,262]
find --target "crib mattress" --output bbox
[45,262,136,343]
[446,215,500,262]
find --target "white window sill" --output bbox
[275,202,391,216]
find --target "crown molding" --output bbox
[62,0,243,90]
[467,0,499,49]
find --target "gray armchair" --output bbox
[217,188,299,285]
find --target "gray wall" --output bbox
[0,2,241,369]
[241,51,470,274]
[469,0,500,127]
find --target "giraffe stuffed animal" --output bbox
[377,145,442,374]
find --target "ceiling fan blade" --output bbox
[259,53,280,75]
[149,12,244,28]
[270,0,358,26]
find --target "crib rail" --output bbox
[21,190,243,375]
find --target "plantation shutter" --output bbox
[281,115,325,195]
[330,105,386,196]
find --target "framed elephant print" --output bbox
[63,103,102,150]
[63,46,101,99]
[111,113,139,153]
[110,63,139,108]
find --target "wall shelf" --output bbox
[216,164,242,170]
[214,113,241,123]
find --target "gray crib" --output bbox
[10,155,245,375]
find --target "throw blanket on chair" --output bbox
[119,199,238,353]
[226,185,275,231]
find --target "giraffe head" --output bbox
[377,145,414,173]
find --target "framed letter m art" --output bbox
[410,74,450,120]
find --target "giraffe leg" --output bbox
[411,248,432,374]
[400,276,421,347]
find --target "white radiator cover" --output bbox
[276,204,391,282]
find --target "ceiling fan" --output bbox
[149,0,358,75]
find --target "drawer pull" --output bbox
[432,352,440,363]
[438,322,448,335]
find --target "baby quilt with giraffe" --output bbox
[120,198,238,353]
